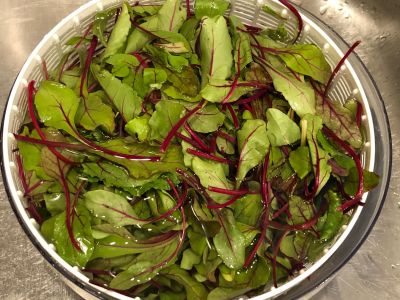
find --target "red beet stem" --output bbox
[304,138,321,200]
[57,159,81,251]
[186,148,231,164]
[176,168,215,205]
[16,154,29,192]
[24,180,45,197]
[75,24,93,49]
[183,123,210,152]
[222,37,242,104]
[185,0,191,18]
[272,230,290,287]
[175,132,205,150]
[235,89,269,105]
[71,181,86,224]
[131,52,149,68]
[42,60,49,80]
[216,131,237,144]
[207,195,242,209]
[322,126,364,211]
[323,41,361,100]
[160,100,205,153]
[80,36,98,97]
[208,186,254,196]
[225,104,239,129]
[14,134,89,151]
[272,203,289,219]
[278,0,303,43]
[27,81,74,164]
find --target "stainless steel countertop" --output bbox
[0,1,399,299]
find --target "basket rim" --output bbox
[1,1,392,299]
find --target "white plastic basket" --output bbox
[1,1,391,299]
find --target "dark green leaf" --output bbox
[105,53,140,77]
[232,194,263,227]
[143,67,168,89]
[289,195,314,225]
[344,168,380,196]
[161,265,208,300]
[320,190,344,241]
[53,207,94,267]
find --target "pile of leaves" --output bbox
[15,0,379,299]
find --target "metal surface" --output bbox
[0,1,398,299]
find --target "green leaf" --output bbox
[303,114,332,194]
[161,265,208,300]
[316,94,363,149]
[95,139,184,179]
[213,209,246,270]
[195,0,230,19]
[229,17,253,73]
[266,108,300,146]
[105,53,140,77]
[125,0,186,53]
[125,115,150,142]
[289,195,314,225]
[163,66,200,97]
[93,8,117,47]
[84,190,146,226]
[232,194,263,227]
[188,104,225,133]
[131,5,161,17]
[262,5,286,20]
[191,157,233,203]
[146,45,189,72]
[109,240,180,290]
[180,249,201,270]
[53,207,94,267]
[143,68,168,90]
[207,288,249,300]
[149,100,186,141]
[236,119,269,186]
[91,224,179,259]
[35,81,79,137]
[320,190,344,241]
[200,79,255,103]
[344,168,380,196]
[273,44,331,83]
[92,65,142,121]
[82,161,141,193]
[216,135,235,155]
[153,31,191,53]
[102,3,131,59]
[264,55,316,117]
[76,91,115,134]
[44,193,66,216]
[200,16,233,87]
[289,146,312,179]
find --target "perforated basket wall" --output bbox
[2,1,384,299]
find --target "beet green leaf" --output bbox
[266,108,300,146]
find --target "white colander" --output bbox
[1,0,391,299]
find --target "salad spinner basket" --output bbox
[1,0,391,299]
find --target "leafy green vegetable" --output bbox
[188,104,225,133]
[17,2,380,299]
[266,108,300,146]
[237,119,269,186]
[102,3,131,59]
[92,65,142,121]
[195,0,230,19]
[53,207,94,267]
[76,91,115,134]
[265,55,316,117]
[214,209,246,270]
[200,16,233,86]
